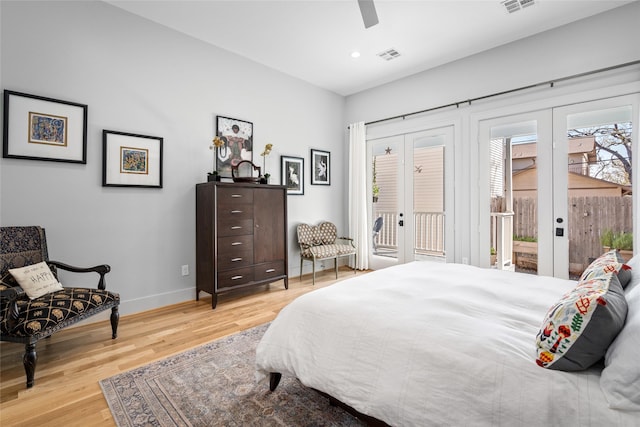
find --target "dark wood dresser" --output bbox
[195,181,288,308]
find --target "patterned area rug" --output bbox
[100,323,362,426]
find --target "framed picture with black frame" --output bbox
[2,90,87,163]
[310,148,330,185]
[215,115,253,178]
[281,155,304,195]
[102,130,163,188]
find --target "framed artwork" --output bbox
[281,155,304,195]
[215,116,253,178]
[2,90,87,163]
[310,149,331,185]
[102,130,163,188]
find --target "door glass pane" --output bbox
[413,135,445,261]
[372,140,399,260]
[565,105,633,278]
[490,121,538,274]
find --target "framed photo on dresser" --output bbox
[215,116,253,178]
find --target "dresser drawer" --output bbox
[254,261,286,282]
[217,248,254,270]
[217,218,254,237]
[217,266,254,290]
[217,234,253,252]
[217,187,253,204]
[217,203,254,219]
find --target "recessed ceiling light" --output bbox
[351,51,361,59]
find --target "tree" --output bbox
[568,122,632,185]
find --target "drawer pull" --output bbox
[231,257,243,262]
[265,268,276,273]
[231,242,243,246]
[231,226,242,230]
[231,194,243,198]
[231,275,243,280]
[231,210,243,214]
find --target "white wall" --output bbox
[345,2,640,126]
[0,1,345,316]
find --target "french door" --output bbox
[368,126,454,269]
[552,95,637,278]
[480,94,637,278]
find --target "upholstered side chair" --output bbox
[297,221,356,285]
[0,226,120,388]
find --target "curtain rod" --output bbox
[355,60,640,128]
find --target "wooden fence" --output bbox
[493,196,632,272]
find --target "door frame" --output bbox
[474,89,639,277]
[478,110,553,273]
[367,124,455,269]
[551,93,640,278]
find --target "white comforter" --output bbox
[256,262,637,426]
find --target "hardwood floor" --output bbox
[0,267,366,426]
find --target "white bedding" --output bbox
[255,261,638,426]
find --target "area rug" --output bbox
[100,323,362,426]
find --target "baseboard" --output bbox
[61,287,196,328]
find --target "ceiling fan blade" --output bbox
[358,0,379,29]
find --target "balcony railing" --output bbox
[373,211,445,256]
[490,211,514,270]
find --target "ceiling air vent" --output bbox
[501,0,535,13]
[378,48,401,61]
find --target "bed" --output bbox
[255,256,640,426]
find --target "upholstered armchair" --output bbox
[297,221,356,285]
[0,226,120,388]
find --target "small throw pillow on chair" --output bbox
[9,261,63,299]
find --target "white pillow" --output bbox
[600,268,640,411]
[8,261,63,299]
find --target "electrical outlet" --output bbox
[181,265,189,276]
[462,257,469,265]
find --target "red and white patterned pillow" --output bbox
[536,251,628,371]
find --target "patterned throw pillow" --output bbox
[612,250,633,289]
[8,261,63,299]
[535,265,628,371]
[580,248,632,288]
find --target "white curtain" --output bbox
[348,121,369,270]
